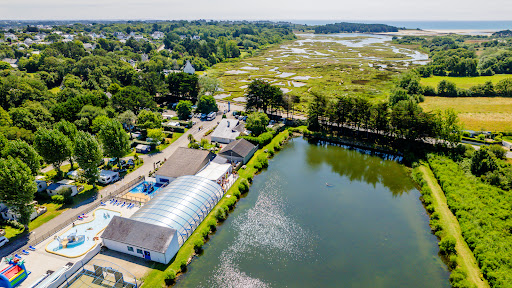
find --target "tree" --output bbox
[2,140,42,175]
[471,146,498,176]
[0,106,12,127]
[137,110,162,129]
[77,105,107,122]
[74,131,103,187]
[0,157,36,228]
[196,95,218,114]
[97,119,130,162]
[176,100,193,120]
[246,112,269,136]
[437,80,458,97]
[117,110,137,138]
[147,128,165,144]
[167,72,199,102]
[246,79,283,114]
[307,92,328,132]
[54,119,78,168]
[198,76,221,95]
[34,129,72,174]
[112,86,156,113]
[91,115,110,134]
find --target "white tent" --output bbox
[196,162,232,182]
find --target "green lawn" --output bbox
[420,74,512,89]
[141,129,290,287]
[150,131,185,154]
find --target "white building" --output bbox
[102,176,224,264]
[4,33,17,41]
[151,31,164,39]
[183,60,195,74]
[211,119,244,144]
[47,180,78,196]
[0,202,46,222]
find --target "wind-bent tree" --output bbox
[34,128,72,174]
[54,119,78,168]
[97,119,130,163]
[0,157,37,229]
[2,140,42,175]
[246,79,283,114]
[74,131,103,187]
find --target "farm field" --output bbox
[420,75,512,89]
[206,33,429,111]
[420,96,512,131]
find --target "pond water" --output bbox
[176,138,449,288]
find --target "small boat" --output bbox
[325,183,333,187]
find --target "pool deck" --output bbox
[18,203,139,288]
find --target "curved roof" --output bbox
[131,175,223,245]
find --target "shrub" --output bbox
[193,239,204,253]
[164,269,176,285]
[439,236,457,255]
[61,187,74,205]
[448,254,458,270]
[238,179,249,193]
[247,175,253,183]
[215,206,228,221]
[51,195,65,204]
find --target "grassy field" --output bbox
[418,165,489,288]
[207,34,427,112]
[420,97,512,131]
[420,75,512,89]
[141,130,290,287]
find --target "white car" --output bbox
[0,236,9,248]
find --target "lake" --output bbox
[175,138,449,288]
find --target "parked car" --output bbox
[127,159,135,167]
[0,236,9,248]
[119,159,127,167]
[108,158,118,166]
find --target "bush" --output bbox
[164,269,176,285]
[238,179,250,193]
[448,254,458,270]
[247,175,253,183]
[51,195,65,204]
[257,154,269,168]
[439,236,457,255]
[215,206,228,221]
[193,239,204,253]
[61,187,74,205]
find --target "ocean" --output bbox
[289,20,512,31]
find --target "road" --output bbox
[0,114,224,257]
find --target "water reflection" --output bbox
[304,142,415,196]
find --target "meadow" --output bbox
[207,33,429,111]
[420,75,512,89]
[420,97,512,131]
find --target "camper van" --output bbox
[206,111,216,121]
[98,170,120,185]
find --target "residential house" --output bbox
[47,179,78,196]
[154,147,215,183]
[151,31,165,39]
[4,33,17,41]
[218,138,258,164]
[0,201,47,222]
[182,60,195,74]
[1,58,18,68]
[211,119,244,144]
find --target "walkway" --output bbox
[0,114,223,257]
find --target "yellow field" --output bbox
[420,97,512,131]
[420,75,512,89]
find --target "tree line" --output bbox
[314,22,399,34]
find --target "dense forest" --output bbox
[314,22,399,34]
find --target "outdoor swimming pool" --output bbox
[125,181,164,198]
[46,208,121,257]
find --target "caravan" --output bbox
[98,170,120,185]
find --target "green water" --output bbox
[176,138,449,288]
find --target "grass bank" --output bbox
[414,164,489,288]
[141,129,290,287]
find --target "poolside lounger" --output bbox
[29,246,36,251]
[121,202,126,207]
[22,250,29,255]
[14,254,22,259]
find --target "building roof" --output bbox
[196,161,232,182]
[102,216,176,253]
[211,119,244,141]
[99,170,118,177]
[219,138,257,158]
[131,175,223,245]
[156,148,215,179]
[47,183,65,191]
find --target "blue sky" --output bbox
[0,0,510,21]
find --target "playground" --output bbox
[0,258,29,288]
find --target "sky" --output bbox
[0,0,511,21]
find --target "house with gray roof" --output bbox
[154,147,215,183]
[218,138,258,164]
[211,119,244,144]
[101,216,179,264]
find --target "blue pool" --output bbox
[127,181,164,196]
[46,208,121,257]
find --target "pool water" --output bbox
[126,181,163,196]
[46,208,121,257]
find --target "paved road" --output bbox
[0,114,224,257]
